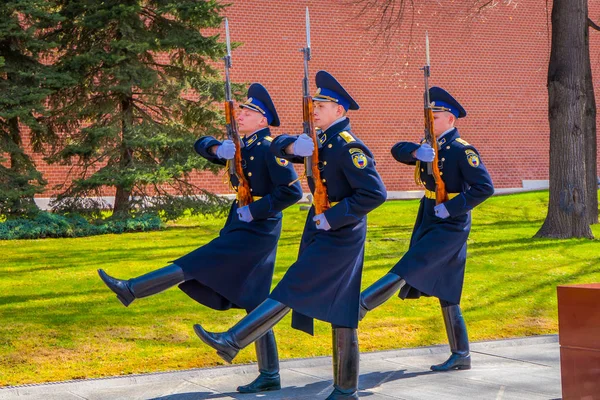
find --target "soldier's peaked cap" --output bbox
[313,70,359,111]
[240,83,280,127]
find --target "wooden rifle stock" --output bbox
[303,97,330,215]
[225,100,253,207]
[424,107,448,204]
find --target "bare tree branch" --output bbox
[588,17,600,32]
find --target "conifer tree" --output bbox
[46,0,230,219]
[0,1,62,217]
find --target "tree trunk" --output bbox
[584,23,598,225]
[113,97,134,218]
[8,117,38,216]
[536,0,593,239]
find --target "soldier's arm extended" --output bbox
[391,141,421,165]
[443,147,494,217]
[248,151,303,220]
[194,136,227,166]
[323,144,387,230]
[270,134,306,164]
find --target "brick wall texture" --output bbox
[17,1,600,197]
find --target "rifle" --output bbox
[223,18,253,207]
[421,31,448,205]
[301,7,330,214]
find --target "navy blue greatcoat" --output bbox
[390,128,494,305]
[269,118,387,334]
[175,128,302,312]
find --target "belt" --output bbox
[424,189,460,200]
[235,196,261,203]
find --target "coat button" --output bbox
[248,172,253,177]
[324,161,328,165]
[328,144,333,148]
[257,142,261,146]
[440,172,443,175]
[250,156,254,160]
[441,157,445,161]
[322,178,327,183]
[421,168,424,172]
[446,146,450,149]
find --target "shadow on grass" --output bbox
[468,236,593,257]
[462,258,600,321]
[0,289,107,306]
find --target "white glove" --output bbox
[237,205,253,223]
[434,203,450,219]
[415,143,435,162]
[292,134,315,157]
[313,213,331,231]
[216,140,236,160]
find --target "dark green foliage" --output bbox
[45,0,233,220]
[0,1,64,217]
[0,211,162,240]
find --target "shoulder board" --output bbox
[339,131,355,143]
[263,136,273,142]
[455,138,470,146]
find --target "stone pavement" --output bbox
[0,335,561,400]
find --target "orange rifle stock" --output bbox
[223,18,253,207]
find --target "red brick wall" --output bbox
[19,1,600,197]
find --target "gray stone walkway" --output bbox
[0,335,561,400]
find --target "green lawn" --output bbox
[1,191,599,386]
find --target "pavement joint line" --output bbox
[470,350,554,368]
[180,379,225,397]
[495,385,506,400]
[463,375,560,398]
[66,390,88,400]
[358,389,403,399]
[287,368,331,382]
[182,378,218,393]
[371,369,402,388]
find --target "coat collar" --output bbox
[317,118,352,147]
[437,128,459,149]
[243,127,270,149]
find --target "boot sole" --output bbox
[98,269,135,307]
[193,324,237,364]
[116,294,134,307]
[216,350,234,364]
[430,364,471,371]
[237,383,281,393]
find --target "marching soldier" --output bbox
[359,86,494,372]
[193,71,387,400]
[97,83,302,393]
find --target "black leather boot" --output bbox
[359,273,405,320]
[98,264,185,307]
[326,327,359,400]
[194,298,290,364]
[430,304,471,371]
[237,329,281,393]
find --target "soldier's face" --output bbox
[433,112,455,136]
[313,101,344,130]
[237,108,267,135]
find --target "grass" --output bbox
[1,191,599,386]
